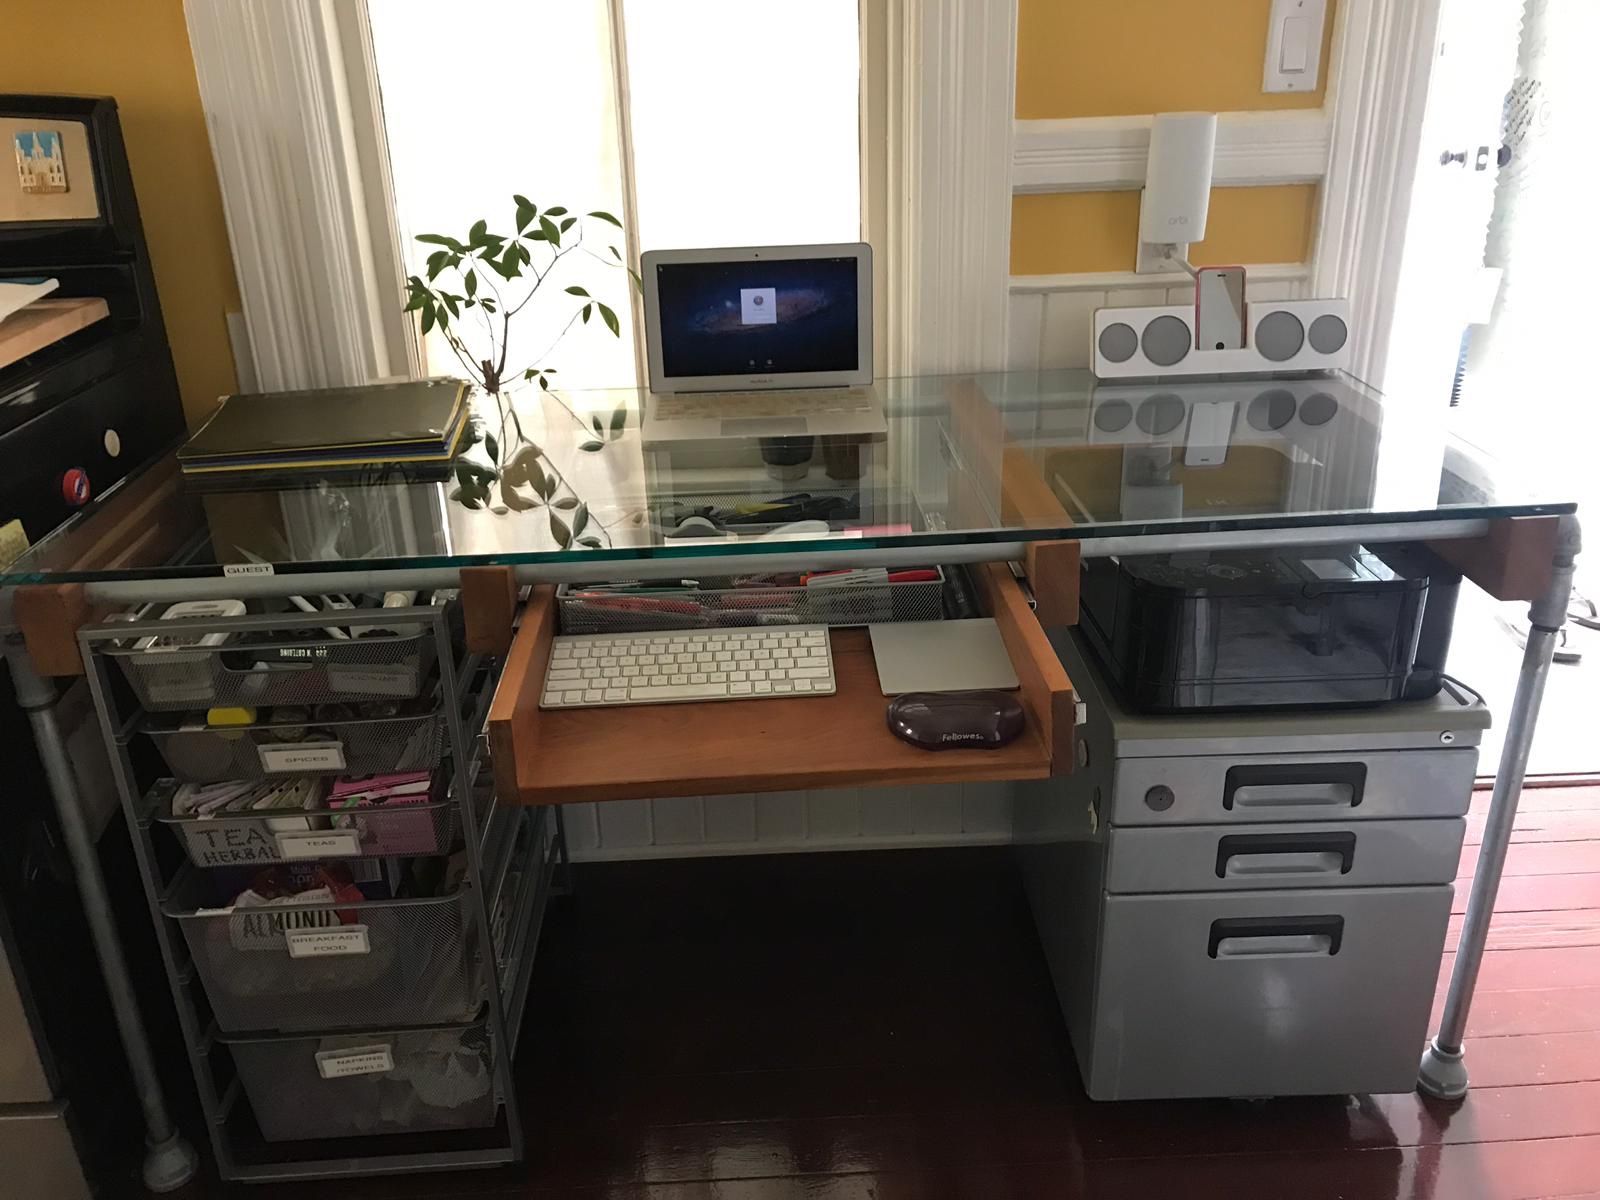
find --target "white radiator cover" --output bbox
[561,782,1014,861]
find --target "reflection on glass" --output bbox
[0,371,1574,585]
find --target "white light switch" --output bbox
[1280,16,1310,72]
[1263,0,1326,93]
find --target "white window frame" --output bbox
[189,0,1020,393]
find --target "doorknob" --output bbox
[1475,145,1492,171]
[1440,150,1468,166]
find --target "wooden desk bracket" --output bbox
[13,583,94,677]
[1428,515,1562,603]
[460,566,520,656]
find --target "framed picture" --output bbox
[15,130,68,195]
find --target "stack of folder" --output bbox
[178,379,470,486]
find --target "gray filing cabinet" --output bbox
[1016,628,1486,1101]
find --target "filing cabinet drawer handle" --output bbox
[1214,831,1356,879]
[1208,915,1344,958]
[1222,763,1366,811]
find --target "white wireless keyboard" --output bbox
[540,627,837,709]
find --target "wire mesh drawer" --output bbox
[150,780,458,868]
[166,870,483,1034]
[111,625,439,712]
[557,567,946,634]
[147,706,447,784]
[227,1022,497,1142]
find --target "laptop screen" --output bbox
[653,256,861,380]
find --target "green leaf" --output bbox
[531,463,556,499]
[572,502,589,536]
[627,267,643,293]
[596,302,620,337]
[559,216,576,233]
[425,249,448,279]
[420,305,435,334]
[548,512,571,549]
[581,304,592,324]
[543,206,568,216]
[455,463,473,487]
[513,194,535,222]
[578,440,604,452]
[553,496,578,510]
[564,285,590,297]
[539,215,560,246]
[588,210,622,227]
[523,229,547,242]
[443,294,460,317]
[609,406,627,435]
[484,432,498,462]
[403,292,425,312]
[537,375,549,390]
[577,535,603,548]
[480,298,497,312]
[416,233,464,250]
[608,245,621,259]
[468,218,488,246]
[591,415,604,437]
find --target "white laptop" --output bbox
[639,243,885,443]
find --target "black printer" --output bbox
[1077,543,1461,713]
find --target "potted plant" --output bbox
[402,196,637,547]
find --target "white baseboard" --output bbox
[567,829,1014,863]
[558,784,1015,862]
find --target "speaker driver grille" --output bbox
[1141,315,1192,368]
[1136,394,1186,436]
[1098,322,1139,364]
[1309,314,1349,354]
[1093,400,1133,432]
[1256,311,1306,362]
[1300,393,1339,426]
[1246,389,1296,431]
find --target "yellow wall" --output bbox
[1012,186,1319,275]
[2,0,239,425]
[1017,0,1338,120]
[1012,0,1335,275]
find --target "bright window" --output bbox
[369,0,860,389]
[622,0,860,251]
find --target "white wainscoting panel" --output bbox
[1038,290,1104,369]
[562,783,1017,862]
[1006,264,1311,370]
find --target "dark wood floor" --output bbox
[208,785,1600,1200]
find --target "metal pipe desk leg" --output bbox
[2,635,199,1192]
[1419,514,1584,1099]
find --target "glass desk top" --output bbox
[0,369,1577,585]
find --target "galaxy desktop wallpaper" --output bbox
[654,256,860,378]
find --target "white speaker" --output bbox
[1091,298,1352,379]
[1087,376,1361,447]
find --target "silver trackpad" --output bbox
[720,418,808,436]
